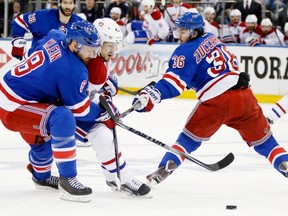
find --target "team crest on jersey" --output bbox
[28,13,36,24]
[59,26,68,35]
[80,80,88,93]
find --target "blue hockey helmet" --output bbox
[175,12,204,36]
[66,20,101,48]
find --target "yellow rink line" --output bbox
[118,87,283,104]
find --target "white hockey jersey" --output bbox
[141,7,169,40]
[261,28,285,46]
[164,3,191,36]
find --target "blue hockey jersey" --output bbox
[155,32,241,102]
[0,29,101,122]
[12,9,83,45]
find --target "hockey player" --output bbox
[0,21,101,202]
[226,9,246,43]
[131,12,288,186]
[164,0,191,42]
[240,14,263,46]
[203,7,221,38]
[123,0,169,46]
[75,18,151,197]
[11,0,91,147]
[11,0,83,61]
[266,94,288,124]
[258,18,285,46]
[109,7,127,36]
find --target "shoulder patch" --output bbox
[80,80,88,93]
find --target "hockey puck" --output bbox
[226,205,237,210]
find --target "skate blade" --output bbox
[33,182,58,191]
[59,185,92,203]
[109,186,153,198]
[76,141,92,147]
[125,192,153,199]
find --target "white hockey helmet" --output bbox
[188,8,199,14]
[204,6,215,15]
[229,9,241,18]
[245,14,257,23]
[284,22,288,33]
[261,18,272,27]
[110,7,122,16]
[141,0,155,8]
[93,18,123,44]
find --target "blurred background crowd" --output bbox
[1,0,288,46]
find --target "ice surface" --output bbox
[0,95,287,216]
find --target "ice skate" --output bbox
[59,176,92,202]
[76,138,92,147]
[146,160,177,186]
[279,161,288,177]
[32,176,59,190]
[106,177,152,198]
[27,163,59,190]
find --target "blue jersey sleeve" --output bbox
[155,45,196,100]
[12,9,83,44]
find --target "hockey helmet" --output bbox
[175,12,204,36]
[141,0,155,9]
[93,18,123,44]
[285,22,288,33]
[229,9,241,18]
[245,14,257,24]
[204,6,215,15]
[110,7,122,16]
[66,20,101,47]
[261,18,272,27]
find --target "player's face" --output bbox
[231,15,240,25]
[205,13,215,22]
[75,43,99,64]
[100,42,120,62]
[246,22,256,31]
[110,13,120,21]
[143,5,153,14]
[176,28,191,44]
[60,0,75,17]
[261,25,271,35]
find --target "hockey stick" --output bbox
[99,95,235,172]
[119,100,141,119]
[112,127,121,189]
[118,81,156,96]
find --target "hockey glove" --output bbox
[147,36,159,46]
[97,96,120,128]
[11,37,26,60]
[132,85,161,112]
[248,38,263,47]
[100,75,118,97]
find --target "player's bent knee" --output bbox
[88,124,114,153]
[48,106,76,136]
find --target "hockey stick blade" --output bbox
[119,81,156,96]
[99,95,235,171]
